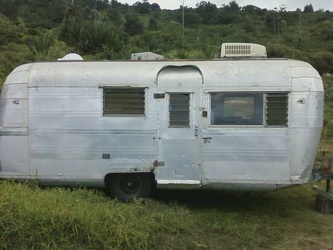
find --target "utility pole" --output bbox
[182,0,185,38]
[299,12,302,39]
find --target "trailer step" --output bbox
[313,186,333,214]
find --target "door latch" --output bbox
[194,124,199,138]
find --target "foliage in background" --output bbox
[0,1,332,73]
[0,0,333,137]
[322,74,333,139]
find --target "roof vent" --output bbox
[220,43,267,58]
[131,52,164,61]
[58,53,83,61]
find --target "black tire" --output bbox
[108,173,151,202]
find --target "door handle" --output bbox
[194,124,199,138]
[203,137,212,144]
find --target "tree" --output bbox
[308,51,333,75]
[163,21,183,48]
[303,4,314,13]
[26,30,56,58]
[180,10,202,26]
[107,7,123,26]
[279,20,287,35]
[0,14,25,45]
[141,31,163,51]
[17,0,67,28]
[133,0,151,14]
[242,5,265,16]
[219,1,242,25]
[0,0,23,20]
[243,16,256,33]
[151,3,161,11]
[82,22,126,53]
[316,20,333,41]
[110,0,123,8]
[149,17,158,30]
[227,0,241,12]
[264,10,278,34]
[196,1,218,24]
[124,13,144,36]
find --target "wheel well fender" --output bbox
[104,172,156,188]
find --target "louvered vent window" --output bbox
[103,88,145,116]
[265,93,289,126]
[169,93,190,127]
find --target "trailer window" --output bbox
[103,88,145,116]
[265,93,288,126]
[169,93,190,127]
[211,93,263,125]
[210,92,289,126]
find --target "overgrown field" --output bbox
[0,179,332,250]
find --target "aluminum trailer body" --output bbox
[0,57,324,200]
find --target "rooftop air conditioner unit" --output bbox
[131,52,164,61]
[220,43,267,58]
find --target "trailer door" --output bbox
[155,66,202,187]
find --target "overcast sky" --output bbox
[119,0,333,11]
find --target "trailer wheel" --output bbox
[108,173,151,202]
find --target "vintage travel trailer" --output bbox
[0,43,324,201]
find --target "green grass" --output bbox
[0,179,332,249]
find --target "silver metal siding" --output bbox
[0,59,324,190]
[28,77,158,185]
[289,60,324,182]
[201,129,291,183]
[201,60,292,187]
[0,64,30,175]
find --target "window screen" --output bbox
[211,93,263,125]
[103,88,145,116]
[266,93,288,126]
[169,93,190,127]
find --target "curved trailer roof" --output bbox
[5,59,322,92]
